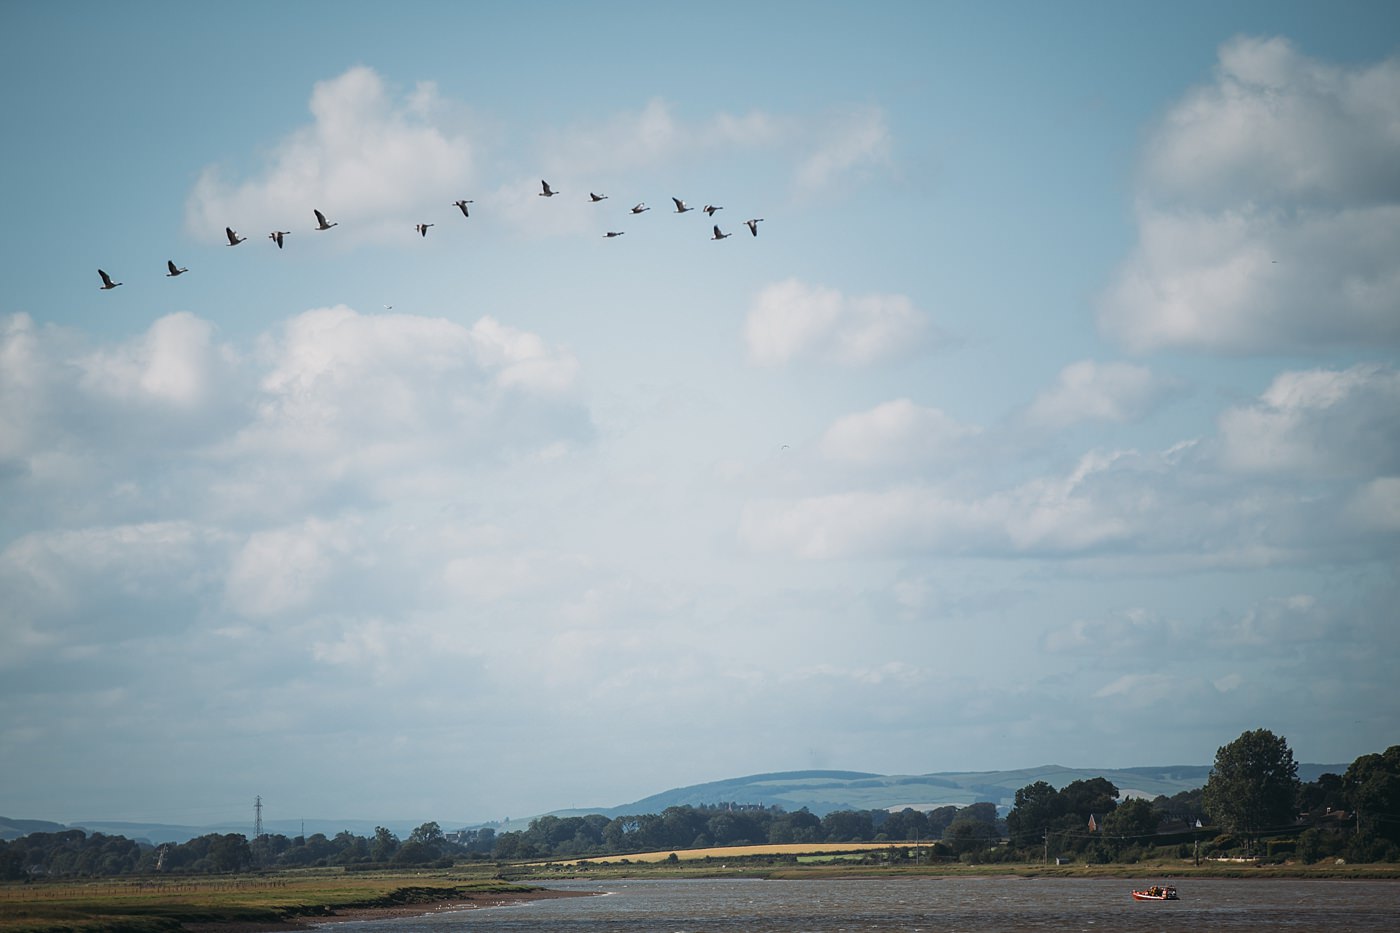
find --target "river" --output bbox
[321,876,1400,931]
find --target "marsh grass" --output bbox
[0,870,531,933]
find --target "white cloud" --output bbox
[228,306,586,499]
[741,362,1400,565]
[224,518,356,618]
[739,449,1137,559]
[77,312,237,410]
[1100,37,1400,353]
[0,307,589,530]
[1217,363,1400,477]
[794,106,891,194]
[541,97,784,177]
[185,67,478,244]
[820,398,980,470]
[539,98,885,197]
[745,278,932,366]
[1025,360,1175,429]
[0,521,224,664]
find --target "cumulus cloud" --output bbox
[185,72,894,246]
[1217,363,1400,478]
[819,398,980,469]
[185,67,478,243]
[1100,37,1400,353]
[742,363,1400,565]
[0,308,589,529]
[740,449,1139,559]
[540,98,887,197]
[229,306,586,492]
[745,278,933,366]
[1025,360,1176,429]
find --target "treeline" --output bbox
[5,737,1396,878]
[0,822,474,880]
[491,801,1000,861]
[1001,736,1400,865]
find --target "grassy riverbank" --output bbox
[0,869,561,933]
[4,856,1397,931]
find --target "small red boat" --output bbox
[1132,885,1178,901]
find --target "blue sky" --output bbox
[2,0,1398,828]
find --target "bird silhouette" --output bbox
[589,192,608,202]
[97,269,122,289]
[226,227,246,246]
[313,209,337,230]
[672,197,693,213]
[703,205,723,216]
[630,203,650,214]
[166,260,188,277]
[416,223,434,237]
[269,231,290,248]
[603,231,625,238]
[745,218,764,237]
[539,180,557,197]
[711,225,731,240]
[452,199,473,217]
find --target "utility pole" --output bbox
[254,795,263,839]
[1043,830,1049,865]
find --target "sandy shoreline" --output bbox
[180,888,594,932]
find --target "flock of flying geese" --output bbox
[96,181,765,290]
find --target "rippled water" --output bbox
[326,877,1400,932]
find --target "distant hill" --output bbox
[522,762,1347,830]
[6,763,1350,841]
[1,816,68,842]
[2,818,434,846]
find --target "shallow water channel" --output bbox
[322,875,1400,932]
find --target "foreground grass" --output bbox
[0,867,532,933]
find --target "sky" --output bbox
[2,0,1398,829]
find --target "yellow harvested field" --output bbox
[558,842,925,863]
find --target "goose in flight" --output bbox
[672,197,693,213]
[539,180,557,197]
[630,203,650,214]
[603,231,625,238]
[452,199,474,217]
[711,225,731,240]
[313,209,337,230]
[745,218,764,237]
[416,223,434,237]
[97,269,122,289]
[269,230,290,248]
[165,260,188,277]
[226,226,246,246]
[703,204,723,216]
[589,192,608,202]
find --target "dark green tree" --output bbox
[1343,746,1400,843]
[371,826,399,861]
[1101,797,1159,854]
[1202,728,1299,850]
[1006,781,1063,849]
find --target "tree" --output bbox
[1202,728,1299,849]
[1006,781,1063,850]
[1343,746,1400,843]
[1101,797,1159,857]
[371,826,399,861]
